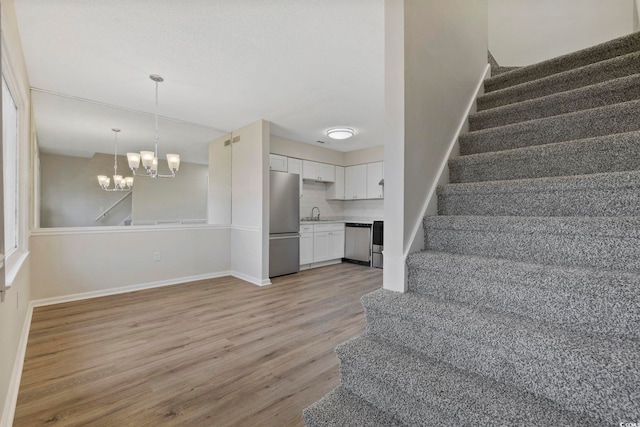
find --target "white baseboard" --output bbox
[1,301,33,427]
[30,271,233,308]
[231,271,271,286]
[299,259,342,271]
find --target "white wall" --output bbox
[132,161,208,223]
[29,227,230,301]
[208,134,232,224]
[230,120,270,285]
[1,0,33,423]
[489,0,635,66]
[634,0,640,31]
[39,152,132,227]
[344,146,384,166]
[0,256,30,427]
[271,135,344,165]
[384,0,488,292]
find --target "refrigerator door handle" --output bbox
[269,233,300,240]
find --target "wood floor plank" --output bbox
[14,263,381,426]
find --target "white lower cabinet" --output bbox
[328,230,345,259]
[313,232,330,262]
[300,223,345,266]
[300,232,314,264]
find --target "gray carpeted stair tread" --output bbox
[362,290,640,424]
[338,334,598,426]
[423,215,640,272]
[449,131,640,183]
[470,73,640,131]
[484,31,640,93]
[460,99,640,155]
[478,51,640,111]
[406,250,640,339]
[302,385,404,427]
[437,170,640,217]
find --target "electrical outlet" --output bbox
[153,251,161,261]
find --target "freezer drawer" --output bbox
[269,233,300,277]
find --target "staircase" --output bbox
[304,32,640,426]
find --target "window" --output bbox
[2,76,18,258]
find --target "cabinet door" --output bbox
[302,160,318,181]
[326,166,344,199]
[317,163,335,183]
[313,231,330,262]
[345,164,367,199]
[287,158,303,198]
[269,154,288,172]
[366,162,384,199]
[300,233,314,265]
[328,230,345,259]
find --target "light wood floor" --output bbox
[13,263,381,427]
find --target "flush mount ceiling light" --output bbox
[126,74,180,178]
[327,127,354,140]
[97,128,133,191]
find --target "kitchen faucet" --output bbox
[311,207,320,221]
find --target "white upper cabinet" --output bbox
[269,154,288,172]
[366,162,384,199]
[287,157,303,198]
[344,164,367,199]
[302,160,335,182]
[326,166,345,200]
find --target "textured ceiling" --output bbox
[15,0,385,161]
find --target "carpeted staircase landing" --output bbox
[303,32,640,426]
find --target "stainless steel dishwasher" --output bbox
[344,223,372,266]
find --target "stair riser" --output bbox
[340,366,453,426]
[471,74,640,131]
[338,338,592,426]
[437,186,640,217]
[461,100,640,155]
[484,32,640,92]
[423,221,640,272]
[479,52,640,110]
[364,307,638,424]
[407,261,640,340]
[449,134,640,183]
[302,386,404,427]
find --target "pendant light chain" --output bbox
[113,128,119,176]
[154,78,159,158]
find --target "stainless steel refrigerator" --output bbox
[269,170,300,277]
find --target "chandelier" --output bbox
[126,74,181,178]
[97,128,133,191]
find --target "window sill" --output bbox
[5,251,29,287]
